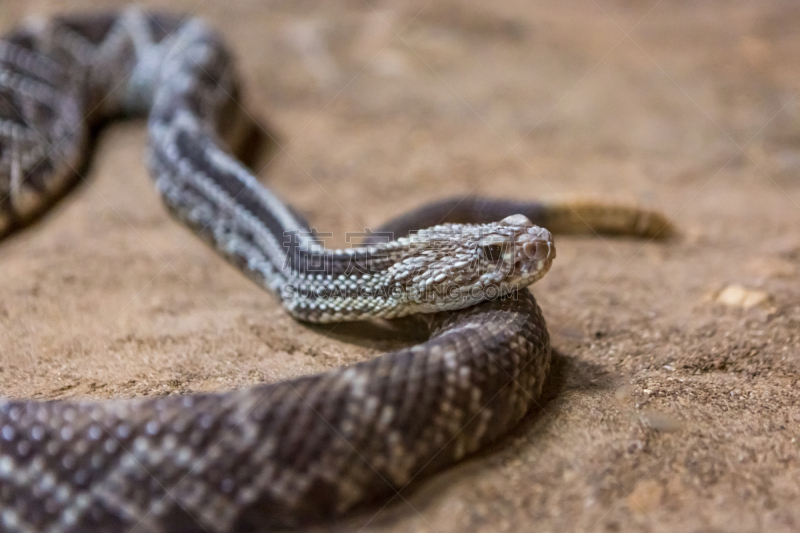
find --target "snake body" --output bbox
[0,9,557,532]
[0,8,667,533]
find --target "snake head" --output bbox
[388,214,556,313]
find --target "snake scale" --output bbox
[0,7,669,533]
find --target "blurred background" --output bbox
[1,1,798,532]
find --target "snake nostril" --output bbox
[523,241,550,261]
[523,242,536,258]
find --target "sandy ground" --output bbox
[1,1,799,531]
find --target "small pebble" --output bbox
[614,384,633,404]
[714,284,771,309]
[626,479,664,513]
[640,409,683,433]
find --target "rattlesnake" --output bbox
[0,8,667,532]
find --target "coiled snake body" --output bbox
[0,8,667,533]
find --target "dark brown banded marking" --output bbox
[0,88,31,128]
[54,12,121,46]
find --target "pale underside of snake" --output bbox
[0,8,670,533]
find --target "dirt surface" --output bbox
[1,1,799,531]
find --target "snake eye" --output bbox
[480,242,505,262]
